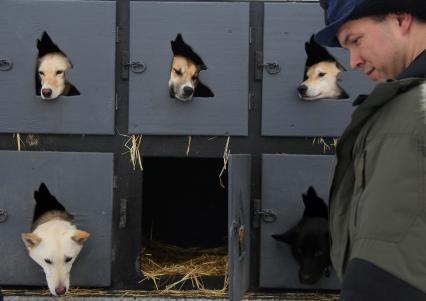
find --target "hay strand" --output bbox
[186,135,192,156]
[219,136,230,188]
[120,132,143,171]
[140,240,228,295]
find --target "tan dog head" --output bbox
[22,220,90,296]
[298,61,347,100]
[298,35,348,101]
[169,34,214,102]
[37,52,73,100]
[169,55,202,101]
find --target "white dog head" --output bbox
[22,220,90,296]
[37,52,73,100]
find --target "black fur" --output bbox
[37,32,63,58]
[32,183,72,223]
[171,33,207,70]
[305,35,338,68]
[272,186,331,285]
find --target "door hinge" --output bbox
[118,198,127,229]
[116,26,120,43]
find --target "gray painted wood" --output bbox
[129,2,249,136]
[0,0,115,134]
[262,3,374,137]
[228,154,251,301]
[259,154,340,289]
[0,151,113,286]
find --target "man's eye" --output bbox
[56,70,64,75]
[65,256,73,263]
[351,37,360,45]
[318,72,326,77]
[44,259,52,264]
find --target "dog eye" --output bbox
[174,68,182,76]
[44,259,52,264]
[318,72,326,77]
[39,71,45,76]
[65,256,73,263]
[192,75,198,81]
[56,70,64,75]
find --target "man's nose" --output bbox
[349,50,363,69]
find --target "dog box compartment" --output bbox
[259,154,339,290]
[0,0,115,134]
[261,3,374,137]
[129,2,249,136]
[140,155,251,301]
[0,151,113,287]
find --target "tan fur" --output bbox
[300,61,345,100]
[37,52,72,100]
[169,55,201,101]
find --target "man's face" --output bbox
[337,16,405,82]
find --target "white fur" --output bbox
[24,219,86,296]
[37,52,72,100]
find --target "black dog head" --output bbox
[272,186,331,284]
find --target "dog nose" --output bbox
[298,85,308,95]
[55,286,66,296]
[42,88,52,98]
[183,86,194,96]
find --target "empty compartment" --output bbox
[140,157,228,292]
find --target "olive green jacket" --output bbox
[329,76,426,292]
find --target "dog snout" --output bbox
[299,271,316,284]
[41,88,53,98]
[183,86,194,97]
[298,85,308,95]
[55,286,66,296]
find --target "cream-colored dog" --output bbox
[21,183,90,296]
[37,52,73,100]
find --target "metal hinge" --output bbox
[118,198,127,229]
[249,26,253,44]
[252,199,277,228]
[116,26,120,43]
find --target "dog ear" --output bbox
[193,81,214,98]
[71,230,90,245]
[272,225,300,244]
[21,233,42,249]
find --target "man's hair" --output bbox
[350,0,426,22]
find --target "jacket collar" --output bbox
[353,49,426,106]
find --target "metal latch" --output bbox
[255,51,281,81]
[0,59,13,71]
[253,199,277,228]
[0,209,8,223]
[126,62,147,74]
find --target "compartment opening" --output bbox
[35,31,80,100]
[141,157,228,293]
[169,33,214,102]
[298,35,349,101]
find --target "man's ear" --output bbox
[395,13,413,35]
[71,230,90,245]
[21,233,42,249]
